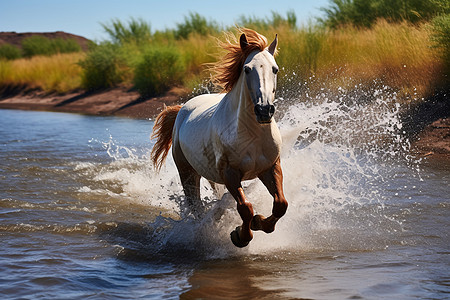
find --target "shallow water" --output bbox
[0,95,449,299]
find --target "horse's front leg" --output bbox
[252,158,288,233]
[223,167,254,248]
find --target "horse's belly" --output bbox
[183,139,223,182]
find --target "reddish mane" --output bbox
[210,28,269,92]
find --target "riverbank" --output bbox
[0,87,448,159]
[412,118,450,160]
[0,87,187,119]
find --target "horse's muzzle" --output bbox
[254,104,275,124]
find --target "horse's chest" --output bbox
[239,152,272,179]
[226,134,280,179]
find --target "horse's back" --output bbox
[180,93,223,121]
[174,93,224,134]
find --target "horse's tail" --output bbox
[151,105,182,171]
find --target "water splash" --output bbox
[76,78,417,258]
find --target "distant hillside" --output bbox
[0,31,91,51]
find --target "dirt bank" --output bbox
[401,92,450,160]
[0,31,91,51]
[411,118,450,160]
[0,87,187,119]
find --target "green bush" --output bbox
[237,10,298,31]
[174,12,219,39]
[22,36,52,57]
[431,13,450,76]
[22,36,81,57]
[319,0,449,28]
[51,38,81,54]
[0,43,22,60]
[101,18,152,45]
[78,43,125,90]
[133,46,185,97]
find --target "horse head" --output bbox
[241,33,278,124]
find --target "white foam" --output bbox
[74,82,413,256]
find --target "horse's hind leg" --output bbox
[208,180,226,199]
[179,167,203,218]
[252,158,288,233]
[173,144,203,218]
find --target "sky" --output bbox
[0,0,329,41]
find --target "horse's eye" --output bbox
[244,66,251,74]
[272,66,279,74]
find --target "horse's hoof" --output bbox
[250,214,263,231]
[230,226,250,248]
[250,214,275,233]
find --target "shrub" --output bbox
[78,43,125,90]
[101,18,152,45]
[0,43,22,60]
[174,12,219,39]
[51,38,81,54]
[22,36,81,57]
[22,36,53,57]
[237,10,298,31]
[319,0,449,28]
[431,14,450,76]
[133,46,185,97]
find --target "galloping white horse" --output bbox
[151,28,288,248]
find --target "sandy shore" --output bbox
[0,87,186,119]
[0,87,448,159]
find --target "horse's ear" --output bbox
[240,33,249,50]
[268,34,278,55]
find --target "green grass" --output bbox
[431,13,450,77]
[319,0,449,28]
[0,53,84,93]
[0,9,447,101]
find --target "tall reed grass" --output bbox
[0,53,84,93]
[0,14,445,101]
[293,20,439,99]
[247,20,441,101]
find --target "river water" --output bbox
[0,89,449,299]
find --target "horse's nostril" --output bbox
[269,105,275,116]
[254,104,275,123]
[254,104,263,114]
